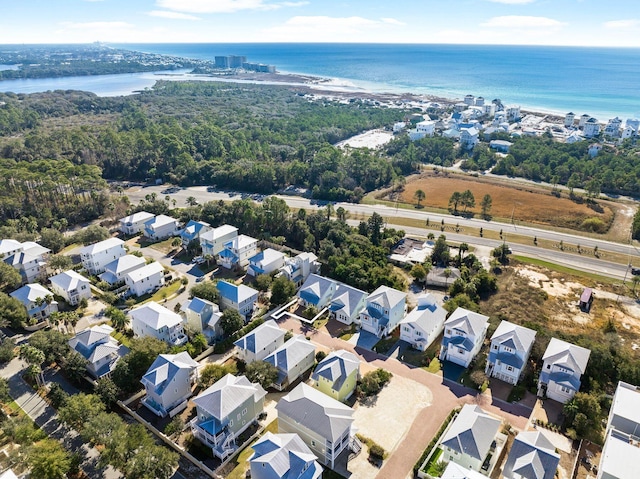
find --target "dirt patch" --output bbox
[398,171,625,238]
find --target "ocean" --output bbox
[2,43,640,120]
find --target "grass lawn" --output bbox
[372,337,397,355]
[147,237,179,255]
[225,419,279,479]
[139,281,182,304]
[110,329,132,348]
[312,317,329,330]
[512,256,620,285]
[424,447,444,475]
[59,242,80,254]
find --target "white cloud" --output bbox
[155,0,303,13]
[59,21,134,30]
[481,16,566,28]
[262,15,404,41]
[148,10,201,20]
[381,18,405,26]
[486,0,536,4]
[604,19,639,29]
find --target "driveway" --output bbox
[348,331,379,350]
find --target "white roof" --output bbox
[542,338,591,375]
[0,470,19,479]
[130,301,183,330]
[193,374,266,420]
[49,270,90,292]
[599,428,640,479]
[10,283,55,304]
[400,293,447,335]
[250,432,322,479]
[441,462,487,479]
[0,239,22,256]
[200,224,238,242]
[125,261,164,283]
[228,234,257,250]
[610,381,640,429]
[312,350,360,391]
[21,241,50,257]
[120,211,154,224]
[445,307,489,337]
[366,285,406,310]
[104,254,146,275]
[146,214,178,228]
[80,237,124,256]
[234,320,285,354]
[490,320,536,352]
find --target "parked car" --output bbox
[631,267,640,276]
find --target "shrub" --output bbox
[47,383,69,409]
[358,368,393,397]
[580,217,607,233]
[369,443,386,460]
[164,416,185,437]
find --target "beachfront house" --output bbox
[143,214,180,241]
[298,274,337,310]
[68,324,127,379]
[217,281,259,320]
[358,285,407,338]
[182,296,223,340]
[180,220,211,247]
[598,381,640,479]
[130,301,187,346]
[485,320,536,385]
[502,431,560,479]
[217,234,258,270]
[276,383,355,470]
[583,117,600,138]
[439,307,489,368]
[119,211,155,235]
[10,283,58,330]
[311,350,360,402]
[80,237,126,275]
[278,252,320,287]
[399,293,447,352]
[537,338,591,404]
[98,254,146,286]
[249,432,323,479]
[328,283,367,326]
[141,352,199,418]
[191,374,267,460]
[124,261,165,298]
[49,270,92,306]
[234,320,286,364]
[200,224,238,257]
[264,335,316,391]
[440,404,503,472]
[247,248,287,277]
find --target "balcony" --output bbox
[142,397,167,417]
[171,333,188,346]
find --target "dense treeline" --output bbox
[0,82,406,204]
[385,135,458,173]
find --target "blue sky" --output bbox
[2,0,639,46]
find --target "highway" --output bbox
[126,185,637,280]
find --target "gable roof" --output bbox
[312,350,360,392]
[145,214,178,229]
[490,320,536,352]
[200,224,238,242]
[225,234,258,250]
[68,324,114,358]
[141,352,198,394]
[125,261,164,283]
[265,335,315,379]
[10,283,55,304]
[120,211,154,224]
[234,320,285,354]
[130,301,183,330]
[217,281,258,303]
[250,248,286,266]
[503,431,559,479]
[400,293,447,335]
[542,338,590,375]
[276,383,354,442]
[250,432,322,479]
[441,462,488,479]
[80,237,124,256]
[366,285,407,311]
[440,404,501,461]
[181,220,210,240]
[0,239,23,256]
[329,284,367,319]
[20,241,50,257]
[445,307,489,337]
[103,254,146,275]
[49,270,90,292]
[193,374,266,420]
[298,274,337,305]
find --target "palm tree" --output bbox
[458,243,469,262]
[414,189,426,208]
[186,196,198,207]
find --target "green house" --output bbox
[311,350,360,402]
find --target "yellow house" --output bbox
[311,350,360,402]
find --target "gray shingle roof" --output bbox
[328,284,367,319]
[502,431,560,479]
[311,350,360,393]
[141,352,198,395]
[193,374,266,420]
[440,404,501,461]
[366,285,406,310]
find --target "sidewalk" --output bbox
[0,358,121,479]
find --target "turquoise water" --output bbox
[2,43,640,119]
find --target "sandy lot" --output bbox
[335,129,394,149]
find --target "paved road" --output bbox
[126,185,636,280]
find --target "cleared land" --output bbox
[394,172,631,241]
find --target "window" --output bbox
[458,348,465,354]
[229,420,234,427]
[242,408,247,416]
[503,346,513,353]
[311,440,316,447]
[560,385,572,394]
[506,366,514,372]
[446,329,452,335]
[546,364,551,369]
[403,327,410,332]
[493,344,498,350]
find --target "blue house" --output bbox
[297,274,337,310]
[141,352,198,417]
[217,281,259,320]
[180,220,211,247]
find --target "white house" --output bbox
[359,285,407,338]
[485,320,536,385]
[399,293,447,352]
[182,296,223,340]
[180,220,211,247]
[141,352,199,418]
[130,301,187,346]
[234,320,286,364]
[191,374,267,459]
[276,383,355,470]
[604,117,622,138]
[439,307,489,368]
[247,248,287,277]
[124,261,165,298]
[502,431,560,479]
[578,113,591,128]
[489,139,513,153]
[598,381,640,479]
[297,274,337,310]
[328,283,367,325]
[119,211,155,235]
[217,281,259,320]
[393,122,407,133]
[459,127,479,150]
[217,234,259,270]
[0,239,23,259]
[3,241,50,284]
[49,270,92,306]
[441,462,487,479]
[249,432,323,479]
[279,252,320,287]
[143,214,180,241]
[264,335,316,391]
[200,224,238,257]
[80,237,126,275]
[10,283,58,330]
[506,105,521,122]
[564,112,575,128]
[68,324,127,379]
[440,404,503,472]
[537,338,590,403]
[98,254,146,286]
[584,117,601,138]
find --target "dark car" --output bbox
[631,267,640,276]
